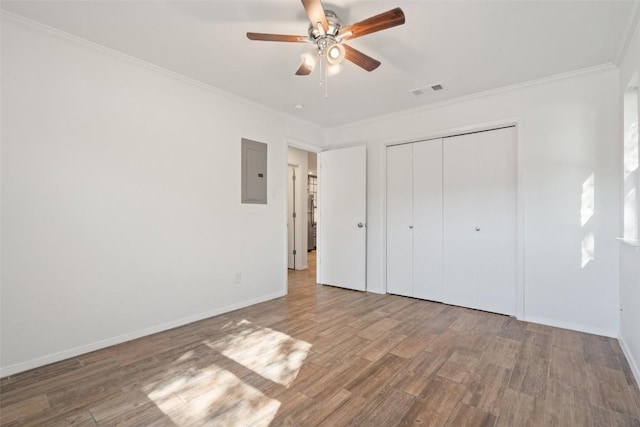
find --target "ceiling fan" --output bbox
[246,0,405,78]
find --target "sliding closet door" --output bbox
[413,139,443,301]
[443,135,480,309]
[474,128,517,315]
[443,127,517,315]
[386,144,413,297]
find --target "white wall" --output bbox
[327,66,621,337]
[287,147,309,270]
[618,15,640,386]
[1,9,634,379]
[0,16,323,376]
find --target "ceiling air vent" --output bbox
[410,83,444,96]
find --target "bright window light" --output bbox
[580,173,595,226]
[581,232,595,268]
[623,82,639,241]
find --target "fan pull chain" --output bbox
[323,62,329,99]
[319,49,323,90]
[319,47,328,98]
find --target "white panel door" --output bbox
[474,127,517,315]
[386,144,413,297]
[318,145,367,291]
[443,134,480,310]
[413,139,444,301]
[443,127,517,315]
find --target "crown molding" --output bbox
[0,8,625,135]
[329,63,617,131]
[615,1,640,66]
[0,10,322,131]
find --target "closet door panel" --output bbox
[386,144,413,297]
[443,134,479,309]
[413,139,443,301]
[474,127,517,315]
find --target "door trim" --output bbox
[285,140,322,292]
[287,164,298,270]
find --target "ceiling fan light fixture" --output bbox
[327,63,343,76]
[296,51,317,75]
[301,52,317,68]
[326,43,346,65]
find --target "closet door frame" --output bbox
[381,119,525,320]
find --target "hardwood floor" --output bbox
[1,252,639,426]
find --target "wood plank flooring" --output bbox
[1,253,639,426]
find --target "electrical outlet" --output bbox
[235,273,241,284]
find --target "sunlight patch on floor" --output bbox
[166,368,280,426]
[207,319,312,387]
[143,352,282,425]
[143,319,310,425]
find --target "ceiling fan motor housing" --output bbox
[308,9,343,50]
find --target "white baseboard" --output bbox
[523,316,617,338]
[0,290,286,378]
[619,334,640,387]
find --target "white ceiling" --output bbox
[2,0,638,127]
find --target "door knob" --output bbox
[475,227,480,231]
[409,225,414,229]
[357,223,364,228]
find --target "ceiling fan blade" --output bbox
[343,44,381,72]
[301,0,329,32]
[339,7,405,41]
[295,62,313,76]
[246,32,309,42]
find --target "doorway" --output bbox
[287,147,318,281]
[287,144,368,293]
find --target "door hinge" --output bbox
[293,212,297,218]
[293,250,297,255]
